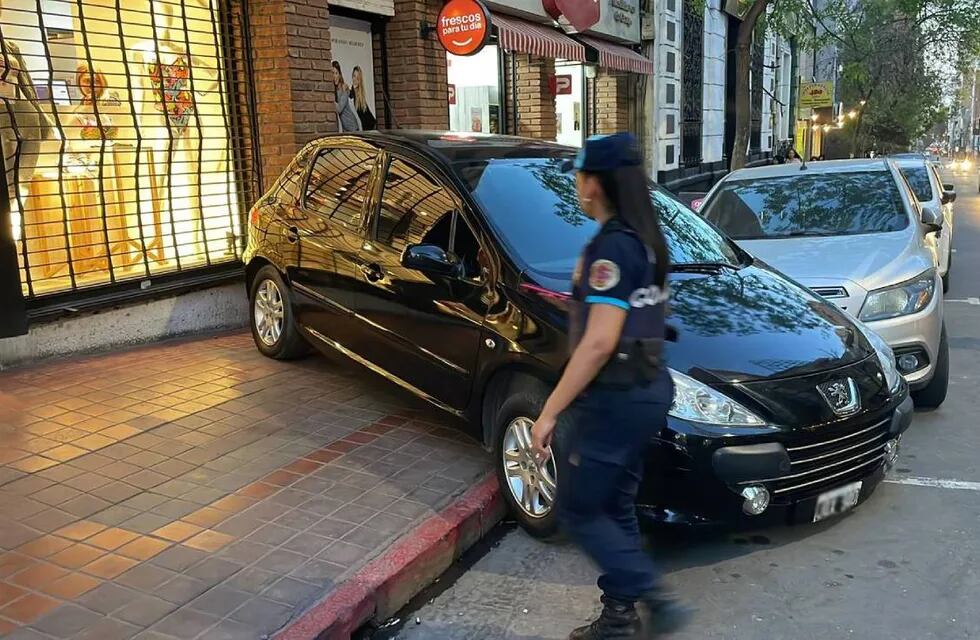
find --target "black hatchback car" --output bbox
[243,131,913,535]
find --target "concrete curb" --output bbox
[275,473,504,640]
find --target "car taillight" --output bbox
[249,208,259,227]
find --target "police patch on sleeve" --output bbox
[589,259,620,291]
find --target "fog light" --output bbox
[897,354,920,373]
[741,485,770,515]
[884,438,900,469]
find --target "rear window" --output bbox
[899,166,934,202]
[702,171,909,240]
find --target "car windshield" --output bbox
[899,165,934,202]
[458,156,743,277]
[701,171,909,240]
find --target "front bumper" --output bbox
[865,283,943,390]
[638,390,913,528]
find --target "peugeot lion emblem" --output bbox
[817,378,861,417]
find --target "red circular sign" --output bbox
[437,0,492,57]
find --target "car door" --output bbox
[929,164,953,271]
[289,142,381,350]
[347,153,491,411]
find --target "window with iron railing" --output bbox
[1,0,253,299]
[680,0,703,168]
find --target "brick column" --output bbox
[248,0,335,190]
[386,0,450,129]
[595,69,631,134]
[510,54,557,140]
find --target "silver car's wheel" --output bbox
[501,416,558,518]
[254,279,284,347]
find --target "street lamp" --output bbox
[811,113,820,122]
[860,100,867,106]
[848,110,858,119]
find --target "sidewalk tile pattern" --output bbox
[0,332,490,639]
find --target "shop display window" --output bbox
[447,45,500,135]
[1,0,242,297]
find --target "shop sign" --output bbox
[448,84,458,104]
[799,82,834,109]
[588,0,640,43]
[550,74,573,95]
[438,0,493,56]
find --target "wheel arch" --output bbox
[479,363,553,450]
[245,256,277,295]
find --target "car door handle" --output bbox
[360,262,385,282]
[286,226,299,244]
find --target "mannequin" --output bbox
[128,0,218,265]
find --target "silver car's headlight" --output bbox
[859,270,936,322]
[668,369,766,426]
[854,322,903,394]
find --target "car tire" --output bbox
[249,265,309,360]
[942,251,952,293]
[493,381,570,539]
[912,327,948,409]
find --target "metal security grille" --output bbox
[680,0,703,168]
[749,27,764,153]
[0,0,256,300]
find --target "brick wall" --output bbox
[510,54,557,140]
[386,0,449,129]
[247,0,336,190]
[595,69,631,135]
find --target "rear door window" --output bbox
[898,166,935,202]
[304,148,378,229]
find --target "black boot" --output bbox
[569,596,641,640]
[637,591,693,635]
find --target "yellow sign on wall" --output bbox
[799,82,834,109]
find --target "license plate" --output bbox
[813,481,862,522]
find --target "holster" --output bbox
[595,337,665,387]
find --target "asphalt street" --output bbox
[371,169,980,640]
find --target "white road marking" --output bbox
[885,476,980,491]
[945,298,980,305]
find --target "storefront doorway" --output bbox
[447,45,501,134]
[554,60,584,147]
[0,0,250,300]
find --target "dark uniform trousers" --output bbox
[557,371,674,603]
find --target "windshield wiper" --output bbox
[671,262,740,273]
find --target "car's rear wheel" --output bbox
[942,250,952,293]
[493,384,568,538]
[912,327,948,409]
[249,265,309,360]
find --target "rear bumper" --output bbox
[638,390,913,528]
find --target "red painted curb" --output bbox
[275,473,504,640]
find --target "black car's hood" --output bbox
[525,264,871,384]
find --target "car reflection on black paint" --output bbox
[243,131,914,536]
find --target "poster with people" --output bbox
[330,16,377,132]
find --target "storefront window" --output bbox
[447,45,500,134]
[1,0,241,297]
[554,61,583,147]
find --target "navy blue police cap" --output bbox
[574,132,643,172]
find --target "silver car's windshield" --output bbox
[702,171,910,240]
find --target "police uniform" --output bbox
[557,134,686,640]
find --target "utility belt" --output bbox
[594,337,665,388]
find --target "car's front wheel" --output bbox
[912,327,948,409]
[493,384,567,538]
[249,265,309,360]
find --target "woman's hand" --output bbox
[531,414,557,462]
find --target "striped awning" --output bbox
[577,34,653,74]
[492,13,587,62]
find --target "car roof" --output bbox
[890,156,932,169]
[355,130,575,163]
[724,158,893,181]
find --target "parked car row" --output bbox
[244,132,929,537]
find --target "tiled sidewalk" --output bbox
[0,332,490,639]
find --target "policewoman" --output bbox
[531,133,691,639]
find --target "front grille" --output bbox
[758,417,891,498]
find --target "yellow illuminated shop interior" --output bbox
[0,0,241,297]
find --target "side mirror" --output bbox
[941,184,956,204]
[401,243,461,277]
[920,204,942,232]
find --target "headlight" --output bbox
[668,369,765,426]
[854,322,903,393]
[859,270,935,322]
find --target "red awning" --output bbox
[492,13,587,62]
[577,34,653,74]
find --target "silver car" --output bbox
[699,159,948,408]
[893,156,956,292]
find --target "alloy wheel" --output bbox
[254,279,285,347]
[502,416,558,518]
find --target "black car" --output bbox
[243,131,913,535]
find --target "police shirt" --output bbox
[570,219,668,347]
